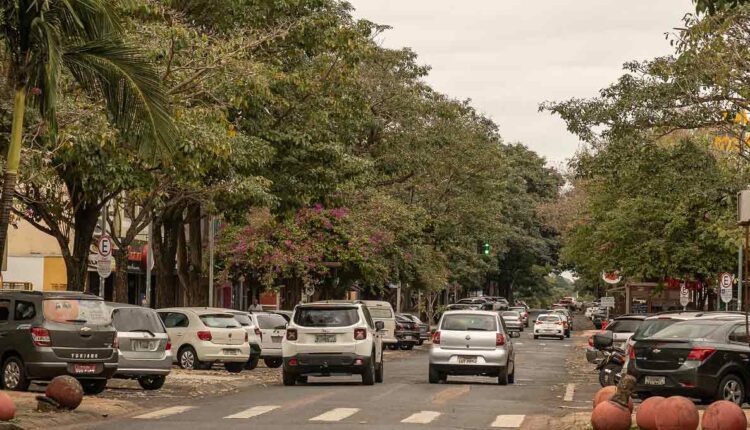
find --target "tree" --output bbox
[695,0,750,14]
[0,0,175,284]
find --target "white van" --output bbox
[361,300,397,346]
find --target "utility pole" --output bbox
[145,222,153,307]
[208,215,215,307]
[739,245,743,312]
[99,201,107,298]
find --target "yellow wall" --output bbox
[8,220,63,256]
[43,257,67,291]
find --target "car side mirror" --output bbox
[592,331,614,349]
[375,321,385,331]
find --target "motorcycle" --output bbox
[596,346,625,387]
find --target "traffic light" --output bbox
[482,243,491,255]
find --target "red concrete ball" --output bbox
[0,392,15,421]
[636,396,665,430]
[591,400,632,430]
[702,400,747,430]
[655,396,699,430]
[593,386,634,412]
[46,375,84,410]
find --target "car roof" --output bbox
[105,302,154,310]
[537,313,562,319]
[359,300,394,308]
[441,310,498,316]
[298,301,362,308]
[613,315,648,321]
[157,307,236,316]
[645,311,745,320]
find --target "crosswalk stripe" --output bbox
[310,408,360,422]
[491,414,525,428]
[563,383,575,402]
[224,405,280,419]
[401,411,441,424]
[134,406,195,419]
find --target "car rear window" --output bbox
[200,314,241,328]
[502,311,520,317]
[538,315,560,322]
[294,307,360,327]
[608,319,643,333]
[112,308,166,333]
[232,314,253,327]
[647,322,724,340]
[367,307,393,319]
[43,299,111,325]
[633,319,678,340]
[441,314,497,331]
[257,314,288,329]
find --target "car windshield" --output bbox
[295,307,360,327]
[43,299,111,325]
[502,311,520,318]
[646,322,724,340]
[232,314,253,327]
[367,307,393,319]
[441,314,497,331]
[257,314,288,329]
[632,319,678,340]
[112,308,165,333]
[199,314,241,328]
[538,315,560,323]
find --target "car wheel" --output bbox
[428,364,440,384]
[245,356,260,370]
[717,374,745,405]
[418,340,424,346]
[178,346,200,370]
[387,344,398,350]
[599,364,620,387]
[81,379,107,395]
[2,356,29,391]
[375,356,384,383]
[400,344,414,351]
[498,366,509,386]
[508,361,515,384]
[533,335,538,340]
[138,375,166,390]
[264,358,283,368]
[565,331,571,338]
[225,362,245,373]
[282,370,296,386]
[362,355,376,386]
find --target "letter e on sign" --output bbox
[98,236,112,257]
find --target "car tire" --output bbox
[264,358,283,368]
[565,331,571,338]
[400,344,414,351]
[717,374,745,405]
[498,367,509,386]
[533,335,538,340]
[508,361,515,384]
[178,346,200,370]
[428,364,440,384]
[375,355,384,383]
[362,356,376,386]
[245,356,260,370]
[2,356,29,391]
[387,344,398,350]
[599,364,619,387]
[81,379,107,395]
[282,370,296,386]
[225,362,245,373]
[138,375,166,390]
[418,340,424,346]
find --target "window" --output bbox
[441,314,497,332]
[0,300,9,322]
[367,307,393,319]
[42,299,111,325]
[232,314,253,327]
[632,319,678,341]
[538,315,561,323]
[256,314,287,330]
[294,307,360,327]
[647,322,723,340]
[199,314,241,329]
[729,326,750,344]
[362,307,375,329]
[607,319,643,333]
[14,301,35,321]
[112,308,165,333]
[160,312,189,328]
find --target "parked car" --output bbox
[603,315,647,349]
[282,301,384,386]
[628,318,750,405]
[0,291,118,394]
[533,314,565,340]
[108,303,171,390]
[399,313,430,345]
[222,310,262,370]
[361,300,397,347]
[585,307,599,319]
[509,306,529,327]
[158,308,250,373]
[270,310,293,323]
[548,309,572,337]
[429,310,515,385]
[393,314,420,350]
[251,312,288,368]
[500,311,523,336]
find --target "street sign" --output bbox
[96,255,112,279]
[98,236,112,257]
[680,284,690,307]
[600,296,615,308]
[720,272,734,304]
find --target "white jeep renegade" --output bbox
[282,301,385,386]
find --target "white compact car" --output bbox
[282,301,384,386]
[429,310,515,385]
[533,314,565,340]
[158,308,250,373]
[221,309,263,370]
[361,300,397,346]
[251,312,288,368]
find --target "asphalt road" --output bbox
[86,328,590,430]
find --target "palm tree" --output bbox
[0,0,175,278]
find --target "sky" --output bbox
[347,0,694,166]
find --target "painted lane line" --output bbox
[563,383,575,402]
[309,408,360,422]
[491,414,526,428]
[401,411,441,424]
[134,406,195,419]
[224,405,280,419]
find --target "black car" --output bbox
[0,291,118,394]
[628,318,750,405]
[399,314,430,345]
[392,315,420,350]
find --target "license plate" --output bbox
[271,336,283,343]
[222,349,240,356]
[644,376,666,386]
[457,356,477,364]
[134,340,154,352]
[73,364,97,374]
[405,336,414,340]
[315,334,336,343]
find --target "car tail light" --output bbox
[113,334,119,349]
[166,339,172,351]
[535,320,541,325]
[354,328,367,340]
[627,344,634,360]
[686,347,716,362]
[197,330,212,341]
[288,357,298,366]
[31,327,51,347]
[397,323,404,330]
[286,328,298,341]
[496,333,506,346]
[432,331,441,345]
[588,336,593,347]
[255,327,263,342]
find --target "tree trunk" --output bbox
[153,205,183,308]
[69,205,100,291]
[183,204,206,306]
[0,89,27,265]
[113,248,129,303]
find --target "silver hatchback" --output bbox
[429,310,515,385]
[108,303,172,390]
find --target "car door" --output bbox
[1,299,19,358]
[726,325,750,382]
[159,312,189,357]
[498,315,514,362]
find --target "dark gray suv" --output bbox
[0,291,118,394]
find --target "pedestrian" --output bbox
[248,298,263,312]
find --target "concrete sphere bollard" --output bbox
[702,400,747,430]
[593,386,634,412]
[0,392,15,421]
[46,375,84,410]
[655,396,699,430]
[591,400,632,430]
[635,396,665,430]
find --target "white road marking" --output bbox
[515,342,524,345]
[310,408,360,422]
[224,405,279,419]
[401,411,441,424]
[134,406,195,419]
[563,383,575,402]
[491,414,526,428]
